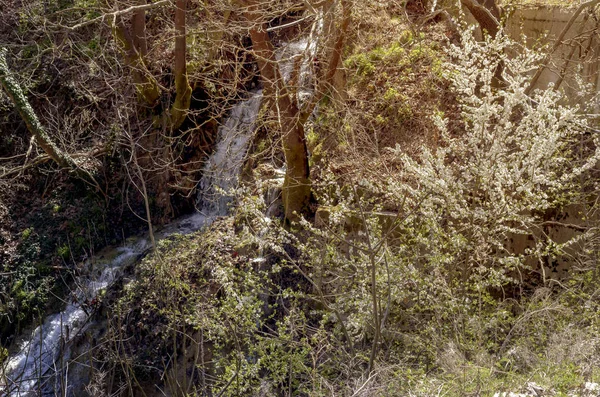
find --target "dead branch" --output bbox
[0,148,107,180]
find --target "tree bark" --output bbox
[461,0,506,88]
[132,0,148,60]
[245,12,311,224]
[171,0,192,129]
[0,48,78,170]
[461,0,500,38]
[113,16,160,106]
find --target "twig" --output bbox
[350,372,377,397]
[266,15,315,32]
[541,221,588,232]
[0,147,107,180]
[525,0,600,95]
[61,0,170,31]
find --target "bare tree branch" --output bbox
[525,0,600,95]
[62,0,171,31]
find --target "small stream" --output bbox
[0,37,316,396]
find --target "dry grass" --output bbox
[311,5,460,187]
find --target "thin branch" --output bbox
[61,0,170,31]
[541,221,589,232]
[525,0,600,95]
[0,148,107,179]
[266,14,315,32]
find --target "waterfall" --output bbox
[0,36,316,396]
[0,243,145,397]
[0,91,264,396]
[196,92,263,216]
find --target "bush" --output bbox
[93,26,600,397]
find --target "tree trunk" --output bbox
[461,0,500,38]
[0,48,78,169]
[461,0,506,88]
[132,0,148,60]
[171,0,192,129]
[246,17,311,224]
[113,17,160,106]
[244,0,352,223]
[301,0,351,122]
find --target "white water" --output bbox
[0,90,263,395]
[196,92,263,216]
[0,37,316,396]
[1,243,145,396]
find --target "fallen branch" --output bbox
[0,147,107,180]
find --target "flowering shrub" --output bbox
[97,28,600,397]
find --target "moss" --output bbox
[305,127,320,149]
[170,75,192,129]
[398,29,414,45]
[344,53,376,76]
[255,138,267,153]
[0,346,7,363]
[21,227,33,240]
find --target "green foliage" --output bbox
[344,42,408,78]
[56,244,69,260]
[0,346,7,363]
[21,227,33,240]
[73,0,100,19]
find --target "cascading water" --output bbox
[0,36,316,396]
[0,89,264,395]
[0,243,146,397]
[196,92,263,216]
